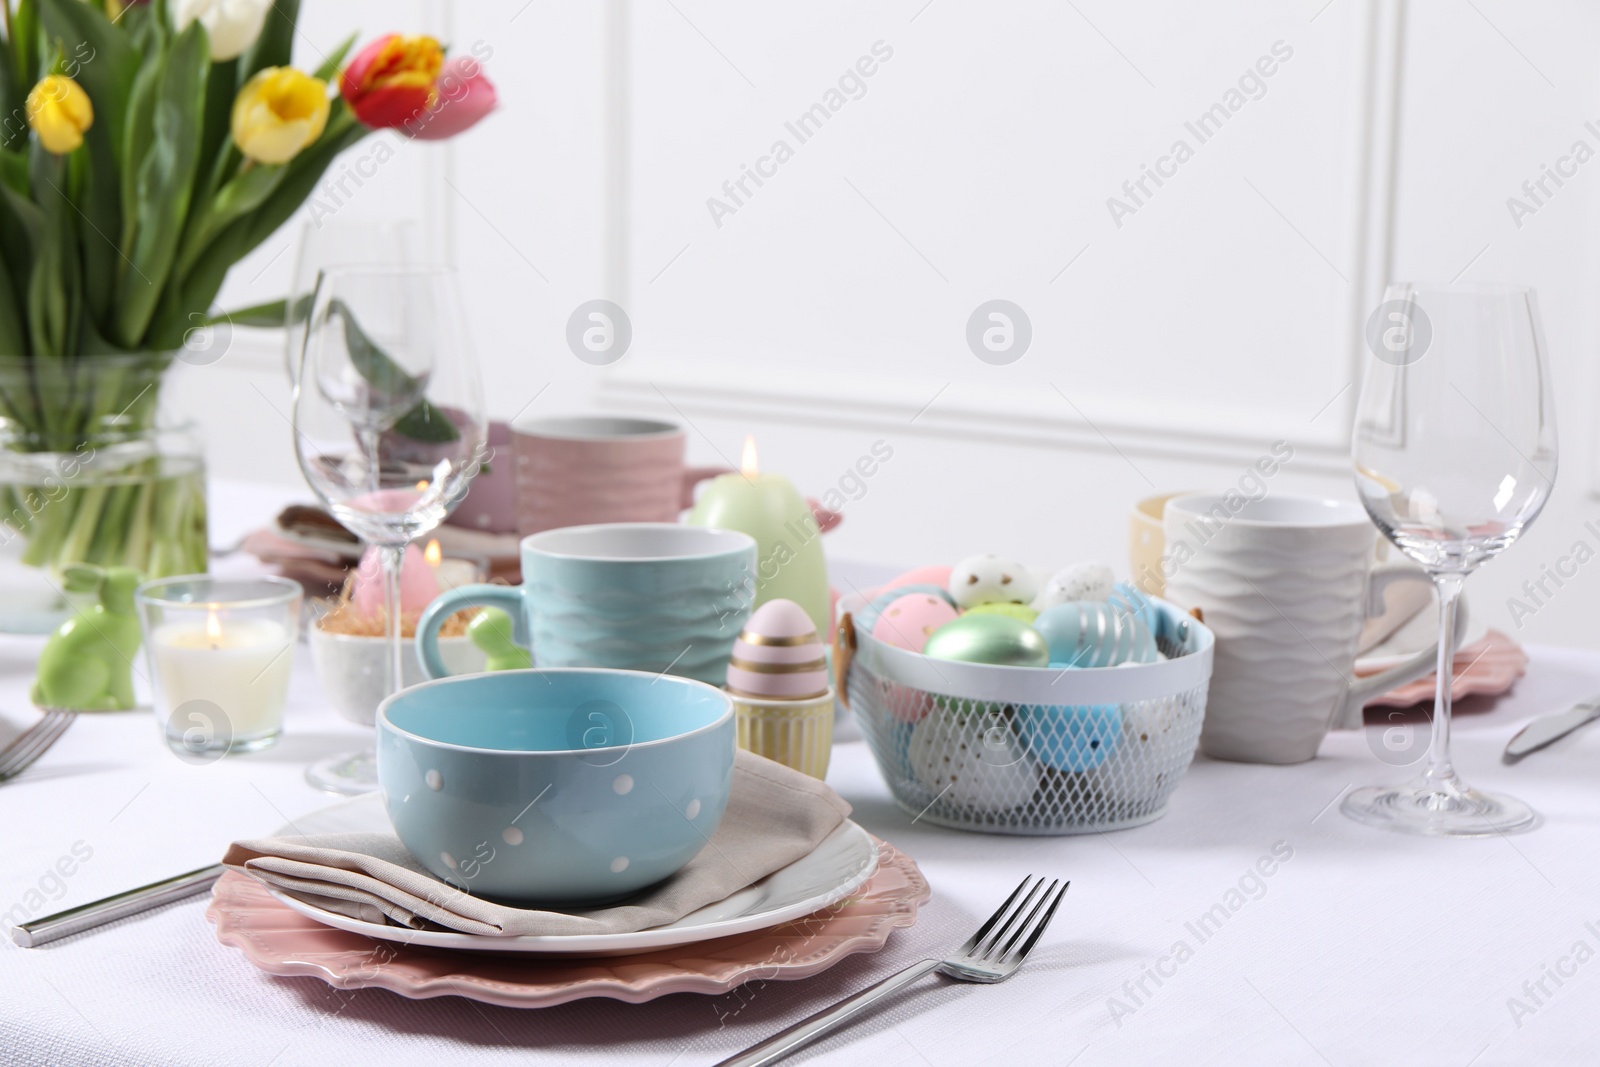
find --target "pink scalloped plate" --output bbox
[1360,630,1527,709]
[207,839,929,1008]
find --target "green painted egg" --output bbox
[923,614,1050,667]
[965,602,1039,624]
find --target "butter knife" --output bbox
[1504,698,1600,764]
[11,864,224,948]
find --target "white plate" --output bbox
[267,796,880,956]
[1357,590,1488,672]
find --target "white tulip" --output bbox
[174,0,273,62]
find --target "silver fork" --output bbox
[0,710,75,783]
[716,875,1068,1067]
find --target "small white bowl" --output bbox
[309,621,486,726]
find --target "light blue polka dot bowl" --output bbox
[376,668,735,906]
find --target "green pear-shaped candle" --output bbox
[686,437,830,634]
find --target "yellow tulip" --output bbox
[26,76,94,155]
[231,67,330,166]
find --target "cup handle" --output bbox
[680,466,731,510]
[1334,565,1463,730]
[416,584,528,680]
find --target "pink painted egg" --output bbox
[726,599,830,701]
[871,593,959,653]
[883,565,954,593]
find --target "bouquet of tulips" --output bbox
[0,0,495,581]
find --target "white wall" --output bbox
[187,0,1600,650]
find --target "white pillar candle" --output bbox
[151,613,293,743]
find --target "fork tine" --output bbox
[1002,879,1069,966]
[959,875,1034,955]
[0,712,72,780]
[0,713,65,777]
[974,877,1048,961]
[0,713,58,774]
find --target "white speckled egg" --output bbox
[1032,562,1116,610]
[908,710,1041,811]
[948,554,1038,609]
[1085,703,1184,809]
[726,599,829,701]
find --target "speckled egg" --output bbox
[871,593,959,653]
[948,555,1038,609]
[1034,600,1158,668]
[924,614,1050,668]
[1019,704,1122,772]
[908,710,1041,810]
[1032,562,1115,610]
[726,599,830,701]
[965,602,1039,624]
[853,584,955,635]
[1085,703,1184,810]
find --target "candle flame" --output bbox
[424,539,442,567]
[415,479,430,493]
[741,435,759,478]
[205,609,222,644]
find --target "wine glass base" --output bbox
[305,747,379,796]
[1341,777,1537,837]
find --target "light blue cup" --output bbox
[417,523,757,686]
[376,668,736,904]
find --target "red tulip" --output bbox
[340,34,443,130]
[407,55,497,140]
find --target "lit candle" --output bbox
[423,538,481,591]
[151,611,293,745]
[687,436,831,633]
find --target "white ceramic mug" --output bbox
[1162,492,1444,764]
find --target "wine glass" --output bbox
[293,265,487,794]
[283,218,418,384]
[1345,282,1557,835]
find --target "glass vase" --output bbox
[0,355,208,634]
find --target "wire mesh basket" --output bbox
[837,598,1213,835]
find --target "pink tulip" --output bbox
[406,55,497,141]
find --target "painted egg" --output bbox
[884,684,934,724]
[965,602,1039,624]
[908,709,1041,810]
[948,554,1038,609]
[1110,581,1163,638]
[924,615,1050,668]
[853,584,954,635]
[726,599,830,701]
[1032,562,1115,610]
[883,565,954,593]
[1019,704,1122,772]
[1086,703,1184,809]
[1034,600,1158,669]
[871,594,958,653]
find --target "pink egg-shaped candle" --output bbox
[349,543,440,622]
[726,599,829,701]
[871,593,959,653]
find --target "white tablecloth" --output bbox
[3,484,1600,1066]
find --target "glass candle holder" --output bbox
[135,576,301,760]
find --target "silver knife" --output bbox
[10,864,224,948]
[1504,699,1600,764]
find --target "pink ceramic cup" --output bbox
[513,416,728,536]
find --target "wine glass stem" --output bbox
[379,543,406,696]
[1424,572,1466,786]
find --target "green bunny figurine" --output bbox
[32,566,144,712]
[468,607,531,671]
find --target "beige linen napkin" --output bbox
[223,750,851,937]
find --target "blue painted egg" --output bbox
[1034,600,1158,668]
[1020,704,1122,772]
